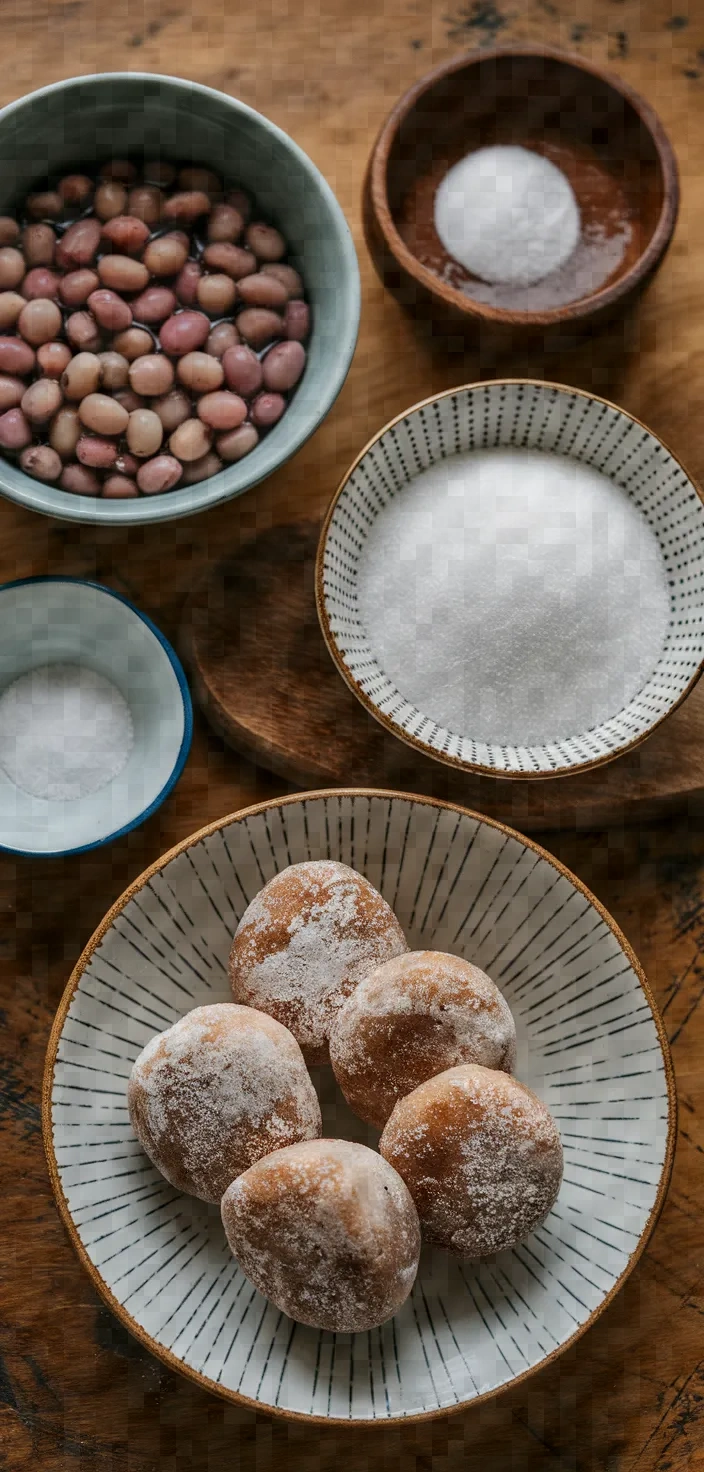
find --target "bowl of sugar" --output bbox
[0,577,192,854]
[363,47,678,337]
[317,380,704,779]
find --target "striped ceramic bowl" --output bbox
[44,789,674,1424]
[316,380,704,778]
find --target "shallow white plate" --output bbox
[44,790,674,1424]
[317,380,704,777]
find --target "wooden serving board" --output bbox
[181,520,704,832]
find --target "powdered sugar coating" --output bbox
[229,861,408,1063]
[379,1064,563,1258]
[127,1003,322,1203]
[221,1138,421,1332]
[329,951,517,1127]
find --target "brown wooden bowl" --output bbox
[363,46,679,342]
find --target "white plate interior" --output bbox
[0,581,187,853]
[319,383,704,774]
[49,793,672,1421]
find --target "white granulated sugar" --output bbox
[434,144,581,287]
[0,662,133,801]
[357,448,670,748]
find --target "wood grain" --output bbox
[1,0,704,1468]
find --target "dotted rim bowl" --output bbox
[316,380,704,779]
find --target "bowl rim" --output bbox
[0,575,193,855]
[365,43,680,328]
[0,70,361,526]
[315,377,704,781]
[42,785,677,1427]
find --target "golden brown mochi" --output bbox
[127,1003,321,1203]
[221,1138,420,1332]
[228,860,408,1063]
[329,950,517,1127]
[379,1064,563,1258]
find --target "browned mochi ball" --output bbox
[329,951,517,1128]
[127,1003,321,1203]
[229,860,408,1063]
[221,1138,420,1332]
[379,1064,563,1258]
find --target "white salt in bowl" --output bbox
[317,380,704,778]
[0,577,192,855]
[44,789,674,1423]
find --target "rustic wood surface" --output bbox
[2,0,704,1468]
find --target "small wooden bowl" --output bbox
[363,46,679,338]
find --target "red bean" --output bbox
[98,255,149,293]
[246,222,286,262]
[18,297,62,346]
[99,160,137,185]
[94,180,127,221]
[87,288,133,332]
[22,378,62,424]
[59,269,99,307]
[197,390,247,431]
[207,204,244,242]
[21,224,56,267]
[102,474,139,498]
[206,321,240,358]
[237,272,288,309]
[203,242,256,279]
[0,407,31,449]
[262,340,306,392]
[163,190,211,224]
[60,463,100,495]
[217,422,259,461]
[77,435,118,468]
[50,407,81,459]
[101,215,150,255]
[180,450,224,484]
[227,189,252,222]
[126,408,163,457]
[79,393,129,436]
[250,391,285,428]
[61,352,101,399]
[137,454,183,494]
[0,375,25,410]
[0,337,35,375]
[222,344,263,397]
[127,186,164,228]
[196,273,236,316]
[98,351,130,390]
[170,417,212,461]
[285,299,310,341]
[56,217,102,270]
[112,328,154,361]
[153,388,191,433]
[26,191,62,220]
[144,161,176,188]
[66,312,100,352]
[0,248,25,289]
[19,444,62,481]
[178,166,222,195]
[143,233,189,276]
[237,308,283,349]
[37,341,72,378]
[130,286,177,324]
[176,351,223,393]
[58,174,93,206]
[174,261,202,305]
[0,293,25,329]
[262,262,304,298]
[128,355,174,396]
[114,451,139,475]
[0,218,19,245]
[114,389,145,415]
[159,311,209,356]
[21,268,60,301]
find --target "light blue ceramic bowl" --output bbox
[0,73,360,524]
[0,578,192,855]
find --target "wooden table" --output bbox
[2,1,704,1466]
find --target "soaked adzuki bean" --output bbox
[0,158,310,496]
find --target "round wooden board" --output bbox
[180,521,704,832]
